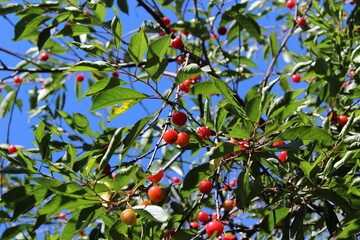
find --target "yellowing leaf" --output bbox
[108,100,139,122]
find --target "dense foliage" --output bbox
[0,0,360,239]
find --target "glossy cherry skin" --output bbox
[199,180,212,194]
[163,129,178,144]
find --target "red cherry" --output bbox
[97,164,111,175]
[172,111,187,126]
[222,235,237,240]
[162,17,171,26]
[278,151,288,162]
[8,145,17,154]
[211,33,218,39]
[170,28,177,33]
[190,221,200,229]
[273,141,285,146]
[83,10,90,15]
[171,38,183,49]
[199,180,212,194]
[291,74,301,83]
[349,70,355,78]
[223,199,234,211]
[181,30,190,36]
[217,26,227,36]
[211,212,220,220]
[206,221,224,237]
[177,55,185,65]
[176,132,190,147]
[59,212,67,219]
[342,81,349,87]
[350,0,355,5]
[148,186,164,202]
[65,22,72,27]
[338,115,348,126]
[327,111,338,123]
[14,76,21,84]
[296,17,307,27]
[172,177,181,184]
[163,230,175,240]
[197,211,209,223]
[76,74,85,82]
[39,52,50,61]
[183,79,192,86]
[79,229,85,235]
[112,72,119,78]
[285,0,296,9]
[237,141,249,151]
[147,169,164,183]
[190,75,200,83]
[163,129,178,144]
[229,180,236,187]
[197,127,211,139]
[179,82,190,93]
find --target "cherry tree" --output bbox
[0,0,360,239]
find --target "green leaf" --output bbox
[209,142,240,159]
[117,0,128,14]
[133,205,169,222]
[111,16,122,51]
[37,27,54,51]
[14,14,51,41]
[0,165,32,174]
[351,45,360,64]
[31,177,90,199]
[336,214,360,238]
[90,87,147,111]
[220,3,247,25]
[90,3,106,22]
[0,90,15,119]
[34,120,51,159]
[113,165,139,191]
[128,29,148,66]
[324,201,340,237]
[269,31,278,58]
[182,163,212,198]
[175,64,207,85]
[236,14,262,42]
[274,126,333,142]
[38,195,96,215]
[2,185,51,220]
[267,89,303,118]
[55,24,95,38]
[145,35,171,82]
[121,116,152,158]
[60,206,104,240]
[214,107,228,132]
[259,207,290,234]
[68,61,116,72]
[290,205,307,238]
[212,77,246,116]
[99,127,126,170]
[227,122,251,139]
[0,3,23,15]
[83,77,126,97]
[235,170,250,209]
[245,95,261,122]
[67,42,107,58]
[73,113,92,138]
[1,224,31,240]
